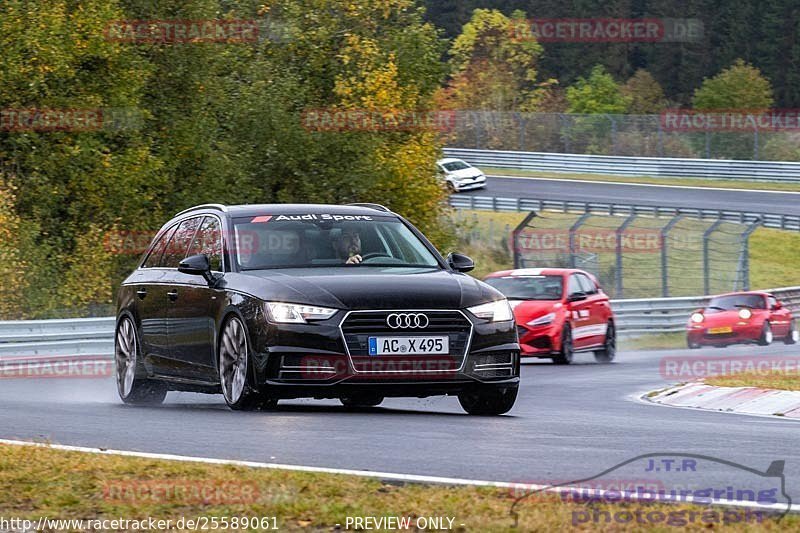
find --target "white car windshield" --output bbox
[442,161,471,171]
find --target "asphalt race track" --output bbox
[467,175,800,216]
[1,343,798,506]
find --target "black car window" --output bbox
[142,224,177,268]
[162,217,202,269]
[187,216,223,272]
[567,274,583,296]
[232,215,440,269]
[577,273,597,295]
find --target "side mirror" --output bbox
[446,252,475,273]
[178,254,215,284]
[568,292,587,302]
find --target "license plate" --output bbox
[708,326,733,334]
[368,336,449,356]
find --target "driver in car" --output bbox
[334,228,363,264]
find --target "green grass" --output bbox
[482,166,800,193]
[705,371,800,392]
[1,443,794,532]
[619,332,687,351]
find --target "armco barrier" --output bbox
[448,194,800,231]
[0,287,797,357]
[443,147,800,182]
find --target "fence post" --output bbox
[569,212,592,268]
[702,219,724,295]
[739,220,761,291]
[615,214,638,298]
[661,214,684,297]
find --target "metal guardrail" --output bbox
[0,288,798,356]
[443,147,800,182]
[449,195,800,231]
[612,286,800,335]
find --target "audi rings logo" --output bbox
[386,313,430,329]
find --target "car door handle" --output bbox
[136,288,147,299]
[167,290,179,302]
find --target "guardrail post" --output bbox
[615,214,638,298]
[702,219,724,295]
[569,212,592,268]
[660,215,684,297]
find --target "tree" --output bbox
[691,59,774,110]
[566,65,630,114]
[441,9,547,111]
[622,69,668,114]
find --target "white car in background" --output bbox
[436,158,487,192]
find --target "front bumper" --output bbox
[452,176,487,191]
[517,322,562,357]
[248,309,519,398]
[687,322,763,345]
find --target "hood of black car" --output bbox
[229,267,501,310]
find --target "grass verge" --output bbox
[705,371,800,392]
[0,443,794,531]
[619,333,686,352]
[481,167,800,193]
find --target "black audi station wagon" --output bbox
[115,203,520,415]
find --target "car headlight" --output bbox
[467,300,514,322]
[738,308,752,320]
[691,312,705,323]
[528,312,555,326]
[265,302,338,324]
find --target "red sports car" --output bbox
[483,268,616,364]
[687,291,798,349]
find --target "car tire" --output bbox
[115,316,167,406]
[552,324,574,365]
[594,321,616,363]
[784,320,798,345]
[757,321,773,346]
[447,182,457,193]
[687,338,702,349]
[340,394,384,408]
[458,386,518,416]
[218,316,264,411]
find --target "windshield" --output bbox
[233,214,440,270]
[484,275,564,300]
[442,160,471,171]
[706,294,766,311]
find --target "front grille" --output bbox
[341,310,472,372]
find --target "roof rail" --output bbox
[174,204,228,218]
[347,203,391,212]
